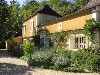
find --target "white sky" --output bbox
[6,0,73,7]
[6,0,41,6]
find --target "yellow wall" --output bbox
[39,10,92,33]
[23,15,37,38]
[12,36,23,45]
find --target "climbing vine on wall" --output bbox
[84,18,100,43]
[51,30,84,49]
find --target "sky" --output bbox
[6,0,73,7]
[6,0,41,6]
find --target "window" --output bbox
[75,37,86,49]
[30,19,34,32]
[58,22,62,29]
[23,39,27,44]
[69,36,86,50]
[23,24,26,34]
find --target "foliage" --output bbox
[52,30,84,48]
[7,39,23,57]
[21,47,100,73]
[20,0,39,20]
[32,49,54,68]
[9,0,23,37]
[0,0,23,42]
[85,54,100,72]
[20,0,89,21]
[0,0,11,42]
[23,42,35,59]
[20,55,27,61]
[84,19,100,40]
[71,48,100,72]
[31,49,72,69]
[52,50,71,67]
[7,39,18,50]
[63,67,84,73]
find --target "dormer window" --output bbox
[30,19,34,32]
[58,22,62,29]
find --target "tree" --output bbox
[39,0,71,16]
[0,0,23,42]
[0,0,11,42]
[20,0,39,21]
[9,0,23,37]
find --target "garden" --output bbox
[7,19,100,73]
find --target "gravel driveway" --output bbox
[0,50,99,75]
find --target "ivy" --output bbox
[52,30,84,49]
[84,18,100,43]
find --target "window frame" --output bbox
[69,35,87,50]
[30,19,34,32]
[23,24,26,34]
[58,22,62,29]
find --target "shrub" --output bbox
[7,40,23,57]
[23,42,35,59]
[71,48,92,68]
[85,54,100,72]
[52,50,71,67]
[32,49,72,69]
[20,55,27,61]
[7,40,18,51]
[71,48,100,72]
[32,49,54,68]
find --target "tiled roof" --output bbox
[36,4,62,17]
[80,0,100,11]
[38,0,100,26]
[24,5,62,22]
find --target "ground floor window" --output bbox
[69,36,86,50]
[23,39,27,44]
[0,42,6,49]
[75,37,86,49]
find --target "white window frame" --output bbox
[58,22,62,29]
[30,19,34,32]
[23,39,27,44]
[23,24,26,34]
[69,35,87,51]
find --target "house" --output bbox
[22,0,100,50]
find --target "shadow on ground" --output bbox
[0,50,14,58]
[0,63,34,75]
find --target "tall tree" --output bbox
[0,0,11,42]
[9,0,23,37]
[21,0,39,21]
[0,0,23,42]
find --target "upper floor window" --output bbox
[23,24,26,34]
[58,22,62,29]
[30,19,34,32]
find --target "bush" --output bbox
[7,40,23,57]
[32,49,54,68]
[32,49,72,69]
[52,50,71,67]
[23,42,35,59]
[21,47,100,73]
[20,55,27,61]
[85,54,100,72]
[71,48,100,72]
[7,40,18,51]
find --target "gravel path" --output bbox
[0,50,99,75]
